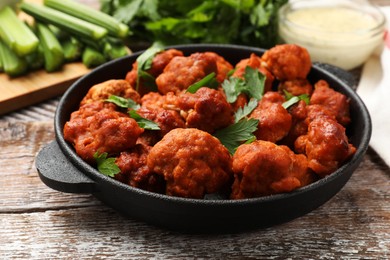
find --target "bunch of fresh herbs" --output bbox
[100,0,287,48]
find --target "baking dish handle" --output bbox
[36,141,96,193]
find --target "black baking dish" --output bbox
[36,44,371,233]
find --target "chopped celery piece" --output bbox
[44,0,129,38]
[82,46,106,68]
[103,40,129,60]
[47,24,69,41]
[36,23,64,72]
[21,2,108,41]
[0,6,39,56]
[63,37,82,62]
[25,44,45,70]
[0,40,27,77]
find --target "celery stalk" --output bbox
[0,6,39,56]
[20,2,108,41]
[82,46,106,68]
[63,37,82,62]
[78,37,105,53]
[36,23,64,72]
[44,0,129,38]
[103,40,129,60]
[25,44,45,71]
[47,24,69,42]
[0,40,27,77]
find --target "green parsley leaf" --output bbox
[282,90,310,109]
[93,151,120,177]
[136,42,164,91]
[226,68,235,77]
[112,0,143,24]
[105,95,140,109]
[244,66,265,100]
[250,2,272,28]
[103,0,287,49]
[283,89,294,100]
[186,72,218,93]
[213,118,259,155]
[128,110,161,130]
[222,77,244,103]
[138,70,158,91]
[282,96,300,109]
[244,135,257,145]
[300,94,310,105]
[222,66,265,103]
[234,98,258,123]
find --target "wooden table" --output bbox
[1,1,389,259]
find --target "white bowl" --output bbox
[278,0,386,70]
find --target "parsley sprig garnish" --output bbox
[234,98,258,123]
[135,42,164,92]
[282,90,310,109]
[214,99,259,155]
[93,151,120,177]
[106,95,140,110]
[128,110,160,130]
[215,66,265,154]
[105,95,160,130]
[213,118,259,155]
[222,66,265,103]
[186,72,219,93]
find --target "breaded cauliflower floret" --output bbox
[249,92,292,143]
[261,44,311,81]
[80,79,141,106]
[177,87,234,133]
[156,52,218,94]
[63,101,144,163]
[147,128,233,199]
[125,49,184,96]
[231,140,314,199]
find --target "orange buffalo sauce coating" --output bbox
[231,140,315,199]
[64,44,356,199]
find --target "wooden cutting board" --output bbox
[0,0,91,115]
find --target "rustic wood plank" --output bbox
[0,169,99,213]
[0,194,389,259]
[0,97,59,122]
[0,120,100,212]
[0,118,388,258]
[0,0,389,258]
[0,121,55,176]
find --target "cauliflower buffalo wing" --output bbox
[63,101,144,164]
[147,128,233,199]
[231,140,314,199]
[125,49,184,96]
[232,53,274,92]
[262,44,311,81]
[249,92,292,143]
[115,144,165,194]
[80,79,141,106]
[310,80,351,126]
[63,46,357,200]
[278,79,313,97]
[156,52,232,94]
[177,87,234,133]
[295,106,356,177]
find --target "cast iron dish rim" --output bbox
[54,43,371,206]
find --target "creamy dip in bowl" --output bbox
[278,0,386,70]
